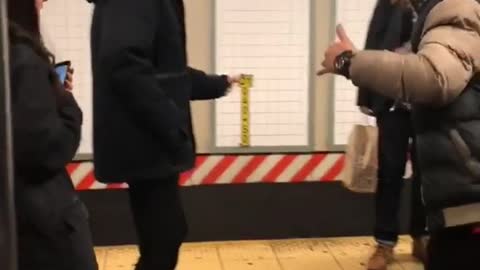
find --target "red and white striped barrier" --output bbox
[69,153,345,190]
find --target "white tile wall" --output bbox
[215,0,311,147]
[40,0,94,155]
[333,0,377,145]
[40,0,374,151]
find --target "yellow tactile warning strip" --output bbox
[94,236,424,270]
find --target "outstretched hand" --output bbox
[317,24,356,76]
[228,75,242,86]
[222,74,243,96]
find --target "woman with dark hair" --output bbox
[8,0,97,269]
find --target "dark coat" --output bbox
[11,43,96,270]
[90,0,230,183]
[356,0,413,115]
[409,0,480,231]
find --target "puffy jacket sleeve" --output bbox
[188,67,230,100]
[12,59,82,181]
[349,0,480,107]
[96,0,187,150]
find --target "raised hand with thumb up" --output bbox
[317,24,356,76]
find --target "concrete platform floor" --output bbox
[95,236,423,270]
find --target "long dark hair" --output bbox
[8,0,63,98]
[8,0,54,63]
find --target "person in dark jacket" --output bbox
[357,1,427,269]
[357,0,414,114]
[8,0,97,269]
[319,0,480,269]
[89,0,238,269]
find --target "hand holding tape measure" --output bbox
[220,73,254,147]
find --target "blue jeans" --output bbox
[375,109,426,246]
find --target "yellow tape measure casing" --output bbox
[239,74,253,147]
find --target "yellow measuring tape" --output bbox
[239,74,253,147]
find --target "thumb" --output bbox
[336,24,351,44]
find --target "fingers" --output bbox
[64,80,73,91]
[65,66,74,91]
[317,58,333,76]
[336,24,349,43]
[65,73,73,91]
[228,74,242,84]
[316,68,330,76]
[336,24,355,48]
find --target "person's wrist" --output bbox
[334,50,354,79]
[222,75,232,87]
[220,75,232,96]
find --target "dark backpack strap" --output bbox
[411,0,443,52]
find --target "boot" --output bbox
[367,245,394,270]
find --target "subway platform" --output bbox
[95,236,423,270]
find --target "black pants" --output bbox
[427,225,480,270]
[375,110,426,245]
[128,175,187,270]
[17,201,97,270]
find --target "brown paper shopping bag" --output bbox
[342,125,379,193]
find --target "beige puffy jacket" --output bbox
[350,0,480,107]
[350,0,480,229]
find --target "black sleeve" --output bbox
[12,62,82,181]
[380,7,410,51]
[188,67,230,100]
[364,0,393,50]
[400,9,414,44]
[97,0,186,149]
[357,88,372,107]
[357,0,390,107]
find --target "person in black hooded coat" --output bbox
[88,0,238,269]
